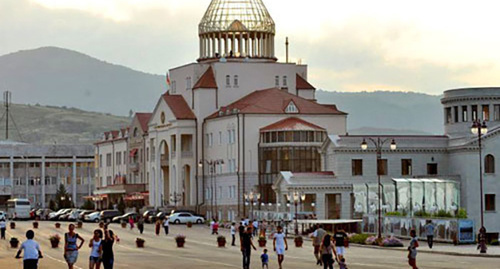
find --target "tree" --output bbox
[48,199,57,211]
[55,184,71,209]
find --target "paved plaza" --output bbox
[0,221,499,269]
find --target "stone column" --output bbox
[41,156,46,208]
[218,33,222,56]
[72,156,77,205]
[316,193,326,219]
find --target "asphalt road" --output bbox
[0,221,497,269]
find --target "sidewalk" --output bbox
[352,239,500,258]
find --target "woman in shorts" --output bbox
[89,229,103,269]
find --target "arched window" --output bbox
[485,154,495,174]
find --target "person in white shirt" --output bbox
[231,222,236,246]
[163,217,169,235]
[88,229,103,269]
[252,220,259,236]
[0,217,6,239]
[273,226,288,269]
[15,230,43,269]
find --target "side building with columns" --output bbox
[0,141,94,208]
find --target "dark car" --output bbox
[99,210,121,222]
[112,212,138,223]
[142,210,157,223]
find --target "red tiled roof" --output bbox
[193,66,218,89]
[296,74,316,90]
[135,113,152,132]
[207,88,346,118]
[260,117,326,132]
[162,93,196,120]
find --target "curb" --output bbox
[350,243,500,258]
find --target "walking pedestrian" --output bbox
[240,226,257,269]
[252,219,259,236]
[0,217,6,239]
[128,216,135,230]
[424,220,435,249]
[260,249,269,269]
[213,220,219,235]
[137,217,144,234]
[273,226,288,269]
[15,230,43,269]
[310,224,327,266]
[64,224,85,269]
[88,229,103,269]
[408,229,419,269]
[155,219,161,236]
[101,225,115,269]
[320,234,338,269]
[163,217,169,235]
[231,222,237,246]
[333,227,348,260]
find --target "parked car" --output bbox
[78,210,96,220]
[84,212,101,223]
[49,208,73,221]
[168,212,205,224]
[142,210,157,223]
[170,209,205,219]
[67,209,84,221]
[112,212,138,223]
[35,208,53,220]
[99,210,121,222]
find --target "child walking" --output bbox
[260,249,269,269]
[338,257,348,269]
[15,230,43,269]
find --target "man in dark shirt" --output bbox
[333,227,348,260]
[240,227,256,269]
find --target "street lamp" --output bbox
[471,119,488,253]
[199,159,224,219]
[287,191,306,236]
[361,137,397,239]
[244,191,260,220]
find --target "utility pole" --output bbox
[4,91,11,140]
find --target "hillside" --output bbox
[2,103,130,145]
[0,47,166,116]
[0,47,447,139]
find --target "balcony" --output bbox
[161,154,169,167]
[129,162,139,172]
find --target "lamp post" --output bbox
[199,159,224,219]
[361,137,397,239]
[244,191,260,220]
[471,119,488,253]
[287,191,306,236]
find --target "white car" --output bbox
[168,212,204,224]
[84,212,101,222]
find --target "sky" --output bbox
[2,0,500,94]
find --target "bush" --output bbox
[385,211,402,216]
[382,236,404,247]
[457,208,467,219]
[490,239,499,246]
[348,234,373,245]
[414,210,431,217]
[433,210,453,218]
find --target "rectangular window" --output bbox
[445,107,452,124]
[234,75,239,87]
[462,106,468,122]
[495,105,500,121]
[485,194,496,211]
[453,106,459,123]
[275,76,279,87]
[123,151,127,165]
[186,77,192,90]
[351,159,363,176]
[401,159,412,176]
[483,105,490,121]
[283,76,287,87]
[219,131,222,145]
[106,154,112,167]
[99,155,103,168]
[226,75,231,87]
[116,152,121,165]
[472,105,478,121]
[427,163,438,175]
[377,159,388,176]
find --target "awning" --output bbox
[392,178,458,183]
[129,148,138,157]
[93,189,126,195]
